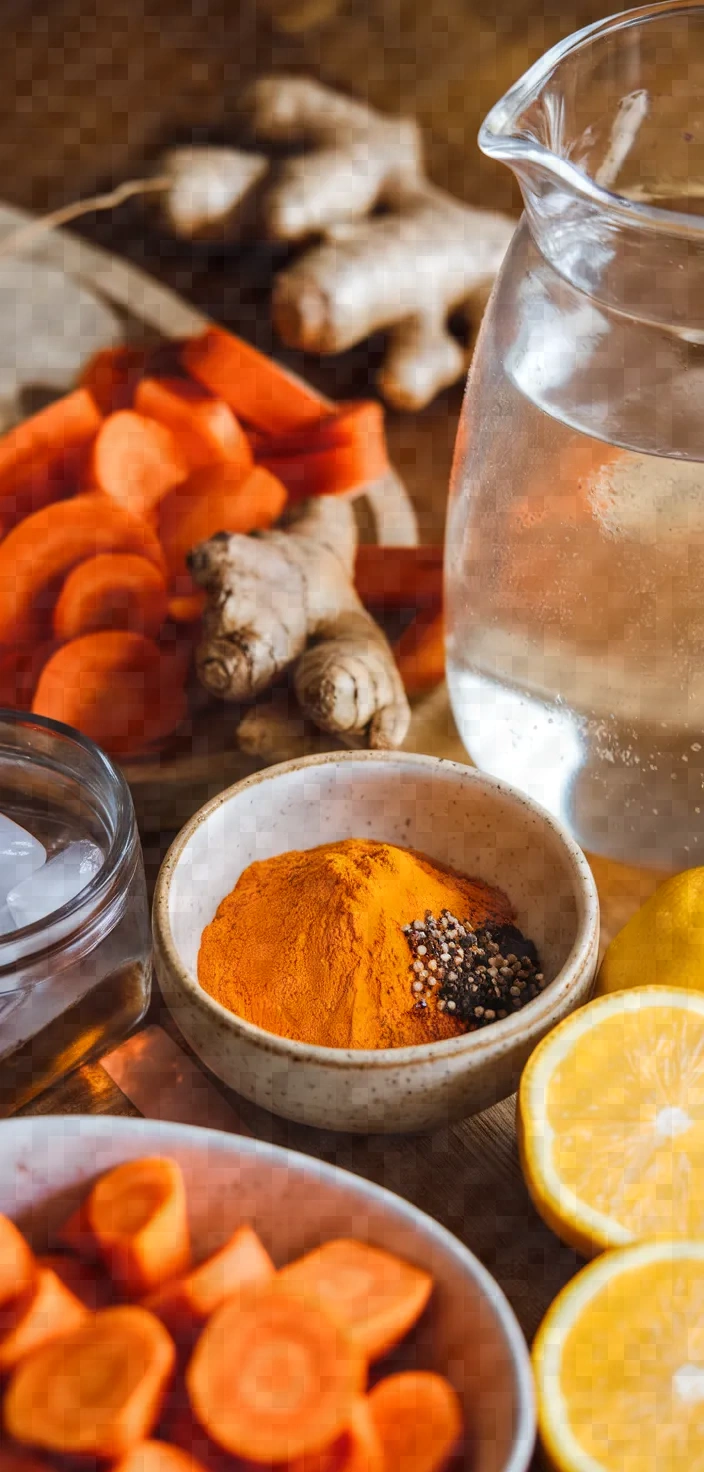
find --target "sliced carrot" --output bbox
[32,632,188,757]
[0,389,102,527]
[37,1253,115,1312]
[354,546,443,611]
[146,1226,274,1336]
[0,1217,35,1306]
[257,402,390,500]
[167,593,206,625]
[186,1281,366,1464]
[279,1239,432,1363]
[0,1267,88,1372]
[0,492,165,647]
[53,554,168,640]
[393,606,445,696]
[287,1399,384,1472]
[159,463,287,593]
[135,379,253,475]
[81,346,150,415]
[182,327,329,435]
[367,1373,463,1472]
[81,1158,191,1299]
[90,411,188,518]
[4,1305,176,1458]
[114,1439,211,1472]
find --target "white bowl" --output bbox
[154,752,599,1133]
[0,1115,536,1472]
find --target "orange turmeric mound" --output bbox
[197,838,513,1050]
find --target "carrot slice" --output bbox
[4,1306,176,1458]
[146,1226,274,1336]
[186,1281,366,1463]
[278,1239,433,1362]
[159,463,287,592]
[393,606,445,696]
[84,1158,191,1298]
[0,389,102,527]
[32,632,188,757]
[0,1217,36,1306]
[0,492,165,647]
[90,411,188,518]
[37,1253,115,1312]
[367,1373,463,1472]
[114,1440,210,1472]
[0,1267,88,1372]
[53,554,168,640]
[354,546,443,612]
[81,347,150,415]
[287,1399,384,1472]
[182,328,329,435]
[135,379,253,475]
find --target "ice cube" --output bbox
[7,841,103,929]
[0,813,46,904]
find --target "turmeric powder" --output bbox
[197,838,514,1049]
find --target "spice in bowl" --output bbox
[198,838,543,1049]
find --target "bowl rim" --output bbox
[154,751,600,1068]
[0,1113,537,1472]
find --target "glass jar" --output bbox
[0,710,151,1111]
[446,0,704,872]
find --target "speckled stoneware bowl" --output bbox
[154,751,599,1134]
[0,1114,536,1472]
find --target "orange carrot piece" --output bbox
[354,546,443,611]
[135,379,253,475]
[367,1373,463,1472]
[0,492,165,647]
[114,1440,211,1472]
[186,1282,366,1464]
[37,1253,115,1312]
[278,1239,433,1362]
[146,1226,274,1336]
[257,401,390,501]
[287,1399,384,1472]
[393,606,445,696]
[53,554,168,640]
[81,347,150,415]
[159,463,287,592]
[32,632,188,757]
[85,1157,191,1298]
[4,1306,176,1458]
[182,328,329,435]
[0,389,102,527]
[167,593,206,625]
[0,1217,35,1306]
[90,411,188,518]
[0,1267,88,1372]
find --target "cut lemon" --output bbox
[533,1240,704,1472]
[519,986,704,1257]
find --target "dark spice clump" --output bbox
[402,909,545,1031]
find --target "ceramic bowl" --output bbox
[0,1115,535,1472]
[154,752,599,1134]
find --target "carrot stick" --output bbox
[393,606,445,696]
[182,328,329,435]
[278,1239,433,1362]
[0,1217,35,1306]
[0,492,165,647]
[82,1158,191,1298]
[81,347,150,415]
[32,632,188,758]
[159,463,287,592]
[0,389,102,527]
[114,1440,211,1472]
[146,1226,274,1337]
[135,379,253,475]
[185,1282,366,1464]
[0,1267,88,1372]
[287,1399,384,1472]
[4,1306,176,1458]
[53,554,168,640]
[354,546,443,611]
[367,1373,463,1472]
[90,411,188,519]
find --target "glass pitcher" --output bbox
[446,0,704,872]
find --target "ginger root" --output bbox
[189,496,411,751]
[157,78,515,410]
